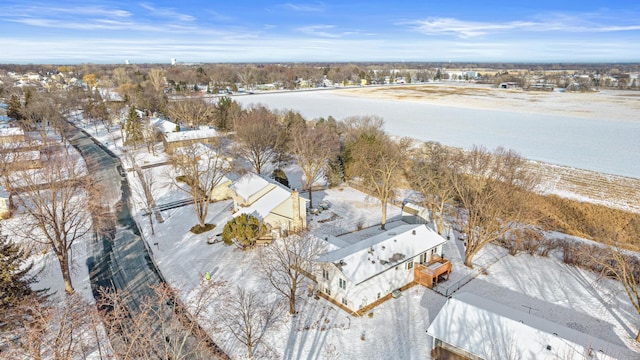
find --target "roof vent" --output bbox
[546,345,552,351]
[412,230,416,235]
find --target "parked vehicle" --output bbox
[207,233,223,244]
[318,200,331,210]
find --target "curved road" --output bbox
[65,123,226,359]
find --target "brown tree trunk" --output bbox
[149,210,155,235]
[636,329,640,342]
[59,253,75,295]
[307,187,313,209]
[289,287,296,314]
[380,201,387,230]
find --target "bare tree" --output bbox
[112,67,131,87]
[289,123,339,208]
[148,68,166,93]
[127,153,162,235]
[9,149,98,294]
[167,98,213,128]
[6,294,109,360]
[99,280,225,359]
[408,142,457,234]
[220,286,283,358]
[233,105,284,175]
[451,146,538,267]
[19,92,64,147]
[344,116,410,230]
[593,246,640,342]
[0,136,33,192]
[259,232,326,314]
[170,142,232,231]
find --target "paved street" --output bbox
[64,123,226,359]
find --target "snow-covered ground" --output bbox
[14,111,639,359]
[94,131,638,358]
[233,87,640,179]
[131,180,640,358]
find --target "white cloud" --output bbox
[296,24,356,38]
[138,3,195,22]
[2,33,637,64]
[407,14,640,38]
[280,2,325,12]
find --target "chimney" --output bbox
[291,189,302,231]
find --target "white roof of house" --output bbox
[165,127,219,143]
[0,186,10,198]
[98,88,124,102]
[235,184,291,220]
[230,173,271,203]
[318,224,446,285]
[0,127,24,137]
[427,293,631,360]
[6,150,39,162]
[231,173,307,221]
[150,117,178,133]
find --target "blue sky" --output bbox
[1,1,639,64]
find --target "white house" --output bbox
[163,126,219,154]
[0,186,11,219]
[427,293,631,360]
[315,224,448,313]
[227,173,308,238]
[150,117,178,134]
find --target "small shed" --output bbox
[402,202,431,225]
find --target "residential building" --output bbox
[315,223,449,314]
[427,293,631,360]
[0,186,11,219]
[0,128,25,144]
[227,173,308,238]
[163,126,219,154]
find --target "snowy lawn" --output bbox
[130,174,640,358]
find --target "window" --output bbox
[341,297,348,306]
[406,260,414,270]
[420,252,427,264]
[339,278,346,290]
[325,287,331,296]
[322,269,329,280]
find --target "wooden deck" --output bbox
[414,255,451,288]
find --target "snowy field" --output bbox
[233,86,640,179]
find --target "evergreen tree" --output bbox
[0,236,46,329]
[222,214,267,248]
[124,105,143,147]
[7,94,22,121]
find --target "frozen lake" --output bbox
[235,91,640,179]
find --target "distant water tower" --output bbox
[171,58,176,65]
